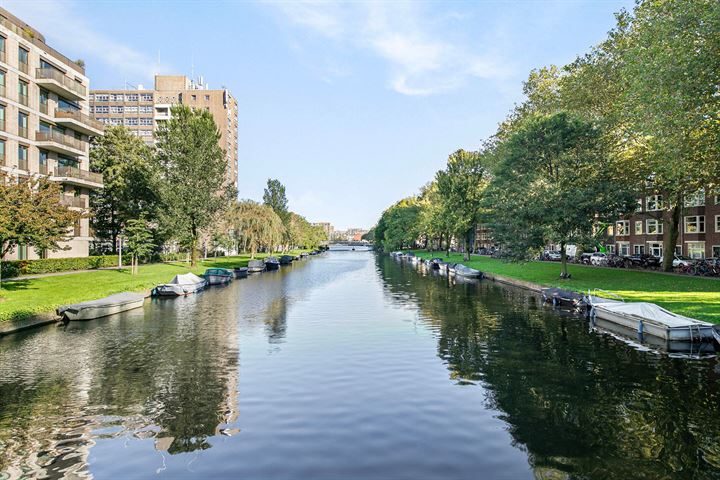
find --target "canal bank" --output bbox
[410,250,720,324]
[2,250,719,478]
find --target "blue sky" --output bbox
[7,0,633,230]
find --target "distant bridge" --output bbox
[329,241,374,247]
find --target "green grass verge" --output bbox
[0,251,308,323]
[412,250,720,324]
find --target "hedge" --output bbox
[1,255,124,279]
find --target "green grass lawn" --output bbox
[0,251,308,323]
[412,250,720,324]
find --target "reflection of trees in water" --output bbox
[378,256,720,479]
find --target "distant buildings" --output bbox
[0,7,103,260]
[311,222,334,240]
[331,228,368,242]
[90,75,238,189]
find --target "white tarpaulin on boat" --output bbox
[596,302,708,328]
[168,273,205,286]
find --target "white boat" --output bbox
[453,264,482,278]
[57,292,146,321]
[247,259,265,273]
[588,298,715,342]
[154,273,207,296]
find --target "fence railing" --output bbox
[55,108,104,132]
[54,165,103,184]
[36,128,84,151]
[35,68,87,97]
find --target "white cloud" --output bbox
[265,0,508,95]
[2,0,171,83]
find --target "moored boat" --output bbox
[429,258,444,269]
[453,264,482,278]
[203,268,234,285]
[57,292,145,321]
[247,259,265,273]
[542,287,583,310]
[153,273,207,296]
[233,267,249,279]
[279,255,294,265]
[264,256,280,270]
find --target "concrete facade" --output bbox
[0,8,103,261]
[90,75,238,189]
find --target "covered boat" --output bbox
[203,268,234,285]
[279,255,294,265]
[542,287,583,310]
[264,256,280,270]
[453,264,482,278]
[233,267,249,279]
[248,259,265,273]
[588,299,715,342]
[429,258,444,270]
[154,273,207,296]
[57,292,145,321]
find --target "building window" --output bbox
[110,105,124,114]
[713,246,720,259]
[124,117,138,125]
[94,94,109,102]
[618,243,629,256]
[139,129,153,137]
[205,94,210,101]
[684,189,705,207]
[0,36,5,56]
[633,244,644,255]
[18,46,29,68]
[191,94,196,101]
[125,106,138,113]
[95,105,109,114]
[0,138,5,162]
[634,221,643,235]
[140,94,153,101]
[139,117,153,125]
[684,215,705,234]
[716,215,720,233]
[58,98,80,111]
[18,144,28,168]
[646,219,663,235]
[646,195,663,211]
[0,103,5,130]
[110,118,122,125]
[18,111,28,138]
[648,242,663,258]
[126,94,138,102]
[139,106,153,113]
[616,220,629,236]
[17,79,28,106]
[687,242,705,260]
[636,198,643,213]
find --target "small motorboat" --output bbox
[279,255,294,265]
[586,295,715,342]
[541,287,583,310]
[233,267,249,279]
[453,264,482,278]
[299,252,309,258]
[264,256,280,270]
[203,268,234,285]
[153,273,207,296]
[247,259,265,273]
[57,292,145,321]
[429,258,444,269]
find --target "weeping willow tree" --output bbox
[227,200,285,258]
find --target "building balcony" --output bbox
[54,108,104,136]
[35,68,87,101]
[50,165,103,189]
[18,62,28,75]
[35,128,85,156]
[38,163,49,175]
[60,195,88,208]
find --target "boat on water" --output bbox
[247,259,265,273]
[279,255,294,265]
[542,287,583,310]
[153,273,207,296]
[264,256,280,270]
[233,267,249,279]
[586,294,716,342]
[453,264,482,278]
[203,268,234,285]
[57,292,145,321]
[429,258,444,270]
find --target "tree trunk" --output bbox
[463,235,470,262]
[560,241,569,278]
[190,226,198,267]
[662,202,681,272]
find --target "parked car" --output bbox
[672,255,694,268]
[590,253,608,266]
[543,250,562,261]
[625,254,661,269]
[579,253,593,265]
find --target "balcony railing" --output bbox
[36,68,87,97]
[0,84,5,97]
[0,153,5,166]
[18,93,28,106]
[54,165,103,184]
[39,102,48,115]
[38,163,49,175]
[19,62,28,74]
[0,50,5,63]
[55,108,104,132]
[60,195,87,208]
[0,120,4,132]
[36,128,84,151]
[18,158,28,171]
[18,126,29,139]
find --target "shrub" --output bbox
[159,252,190,262]
[0,255,127,279]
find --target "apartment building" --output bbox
[90,75,238,189]
[0,8,103,260]
[613,190,720,260]
[311,222,334,239]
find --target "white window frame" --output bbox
[646,195,663,211]
[648,242,663,258]
[716,215,720,233]
[634,221,643,235]
[684,215,705,234]
[684,189,705,207]
[646,219,663,235]
[616,220,630,236]
[712,245,720,259]
[617,242,630,256]
[633,244,644,255]
[686,241,705,260]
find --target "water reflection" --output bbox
[379,255,720,478]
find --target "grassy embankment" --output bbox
[412,251,720,324]
[0,251,307,323]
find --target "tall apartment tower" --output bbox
[0,8,104,261]
[90,75,238,189]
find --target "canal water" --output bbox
[1,251,720,479]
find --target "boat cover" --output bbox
[166,273,205,286]
[542,288,582,301]
[455,264,481,277]
[596,302,710,328]
[248,260,264,268]
[58,292,145,313]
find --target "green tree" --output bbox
[123,217,155,275]
[155,105,235,266]
[435,150,488,260]
[486,112,636,278]
[375,197,422,252]
[90,126,158,254]
[228,200,285,257]
[0,176,83,286]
